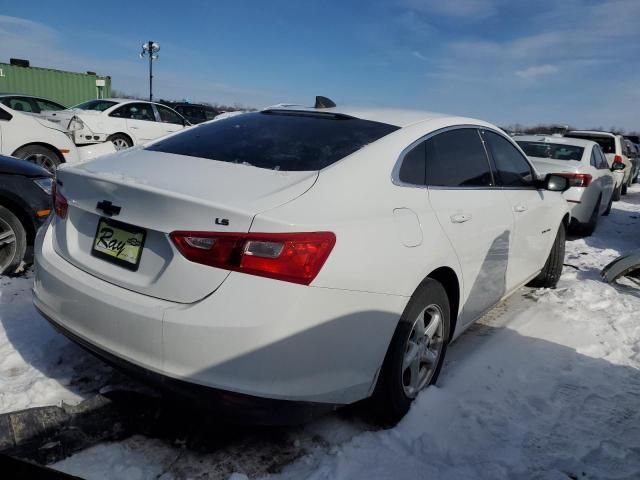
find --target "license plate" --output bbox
[91,218,146,271]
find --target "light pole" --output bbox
[140,41,160,102]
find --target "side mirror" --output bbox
[612,162,626,171]
[544,173,570,192]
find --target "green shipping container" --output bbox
[0,62,111,108]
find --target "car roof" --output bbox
[566,130,618,138]
[0,93,49,100]
[166,102,216,108]
[261,104,487,128]
[514,135,597,148]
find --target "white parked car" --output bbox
[33,104,570,423]
[0,103,115,173]
[0,93,67,114]
[564,131,632,198]
[44,98,190,151]
[515,135,621,235]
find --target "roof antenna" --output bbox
[314,96,336,109]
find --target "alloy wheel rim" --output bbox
[0,217,17,274]
[402,304,444,398]
[24,153,56,173]
[112,139,129,150]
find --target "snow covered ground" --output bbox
[1,186,639,479]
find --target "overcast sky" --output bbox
[1,0,639,129]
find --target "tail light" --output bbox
[555,173,592,188]
[613,155,624,164]
[170,231,336,285]
[52,183,68,218]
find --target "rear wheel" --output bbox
[622,176,630,195]
[108,134,132,151]
[0,206,27,275]
[603,193,613,216]
[371,279,450,424]
[613,183,622,201]
[13,145,61,173]
[527,222,565,288]
[576,196,600,237]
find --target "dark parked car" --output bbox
[0,155,53,274]
[0,94,67,114]
[162,102,220,124]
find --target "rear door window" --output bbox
[156,105,184,124]
[482,130,534,188]
[111,103,156,121]
[146,111,399,171]
[425,128,493,187]
[35,99,65,112]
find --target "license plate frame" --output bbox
[91,217,146,271]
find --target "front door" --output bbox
[425,127,514,326]
[480,129,555,288]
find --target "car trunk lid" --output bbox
[52,149,317,303]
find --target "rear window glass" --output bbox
[565,134,615,154]
[146,111,399,171]
[516,141,584,161]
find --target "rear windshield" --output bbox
[516,141,584,161]
[146,111,400,171]
[565,134,615,154]
[73,100,118,111]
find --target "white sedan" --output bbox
[33,104,570,423]
[43,98,189,151]
[516,135,622,236]
[0,103,115,173]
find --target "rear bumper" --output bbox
[76,142,116,161]
[33,222,405,407]
[37,306,333,425]
[563,187,592,223]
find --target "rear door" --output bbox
[481,129,555,287]
[590,146,614,209]
[155,105,187,134]
[426,127,513,326]
[110,103,163,144]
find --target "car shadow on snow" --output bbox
[45,312,640,480]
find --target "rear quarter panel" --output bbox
[251,120,465,301]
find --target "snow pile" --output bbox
[0,272,84,412]
[53,436,173,480]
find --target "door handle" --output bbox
[450,213,472,224]
[513,205,528,213]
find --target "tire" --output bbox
[613,183,622,201]
[575,196,600,237]
[0,206,27,275]
[371,279,450,424]
[13,145,61,173]
[622,179,629,196]
[527,222,565,288]
[603,192,613,216]
[108,134,133,151]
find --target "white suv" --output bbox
[565,131,632,198]
[34,105,570,423]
